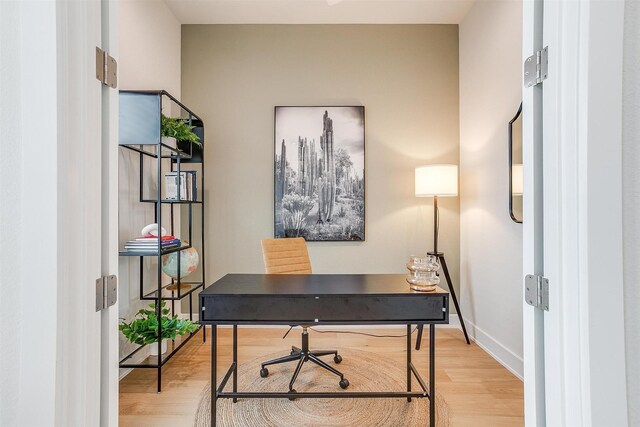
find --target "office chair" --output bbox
[259,238,349,396]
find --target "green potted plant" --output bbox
[161,115,201,146]
[119,301,199,356]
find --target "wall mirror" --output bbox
[509,103,523,223]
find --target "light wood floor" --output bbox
[119,327,523,426]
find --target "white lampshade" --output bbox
[415,164,458,197]
[512,164,523,195]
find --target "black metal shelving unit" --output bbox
[118,90,206,392]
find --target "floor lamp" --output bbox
[414,165,471,346]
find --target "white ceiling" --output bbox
[164,0,476,25]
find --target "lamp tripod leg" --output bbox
[416,253,471,348]
[438,254,471,345]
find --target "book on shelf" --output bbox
[123,236,181,253]
[165,171,197,201]
[124,243,180,249]
[124,241,180,248]
[134,235,176,242]
[123,247,180,254]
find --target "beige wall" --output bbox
[119,1,181,96]
[181,25,461,297]
[459,1,523,377]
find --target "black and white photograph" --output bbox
[274,106,365,241]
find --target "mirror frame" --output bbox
[508,103,523,224]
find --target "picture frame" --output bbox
[274,106,365,241]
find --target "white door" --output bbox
[522,0,628,425]
[0,1,118,424]
[57,0,119,425]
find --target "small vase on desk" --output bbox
[406,255,440,292]
[149,339,168,356]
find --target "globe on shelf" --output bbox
[161,246,199,279]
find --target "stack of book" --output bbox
[166,171,197,201]
[123,235,181,254]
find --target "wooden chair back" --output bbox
[261,237,312,274]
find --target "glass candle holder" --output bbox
[406,255,440,292]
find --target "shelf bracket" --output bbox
[96,275,118,311]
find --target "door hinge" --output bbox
[524,46,548,88]
[96,275,117,311]
[525,274,549,311]
[95,47,117,88]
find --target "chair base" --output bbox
[259,328,348,393]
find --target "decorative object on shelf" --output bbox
[406,255,440,292]
[166,283,192,292]
[118,301,199,356]
[274,106,365,241]
[141,223,167,238]
[414,164,470,345]
[508,103,523,223]
[165,170,197,201]
[162,246,199,279]
[151,339,168,356]
[161,114,201,147]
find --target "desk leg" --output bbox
[211,325,217,427]
[429,325,435,427]
[407,324,412,402]
[233,324,238,403]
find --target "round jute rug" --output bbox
[194,348,449,427]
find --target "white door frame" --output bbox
[523,0,628,425]
[522,0,546,424]
[100,0,120,425]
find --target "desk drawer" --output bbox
[200,295,448,324]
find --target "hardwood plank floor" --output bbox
[119,327,523,426]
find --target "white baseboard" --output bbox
[464,320,524,380]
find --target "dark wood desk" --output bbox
[199,274,449,427]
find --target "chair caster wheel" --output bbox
[334,354,342,364]
[288,389,297,401]
[339,379,349,389]
[260,368,269,378]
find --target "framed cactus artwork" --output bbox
[274,106,365,241]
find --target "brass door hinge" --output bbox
[96,47,117,88]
